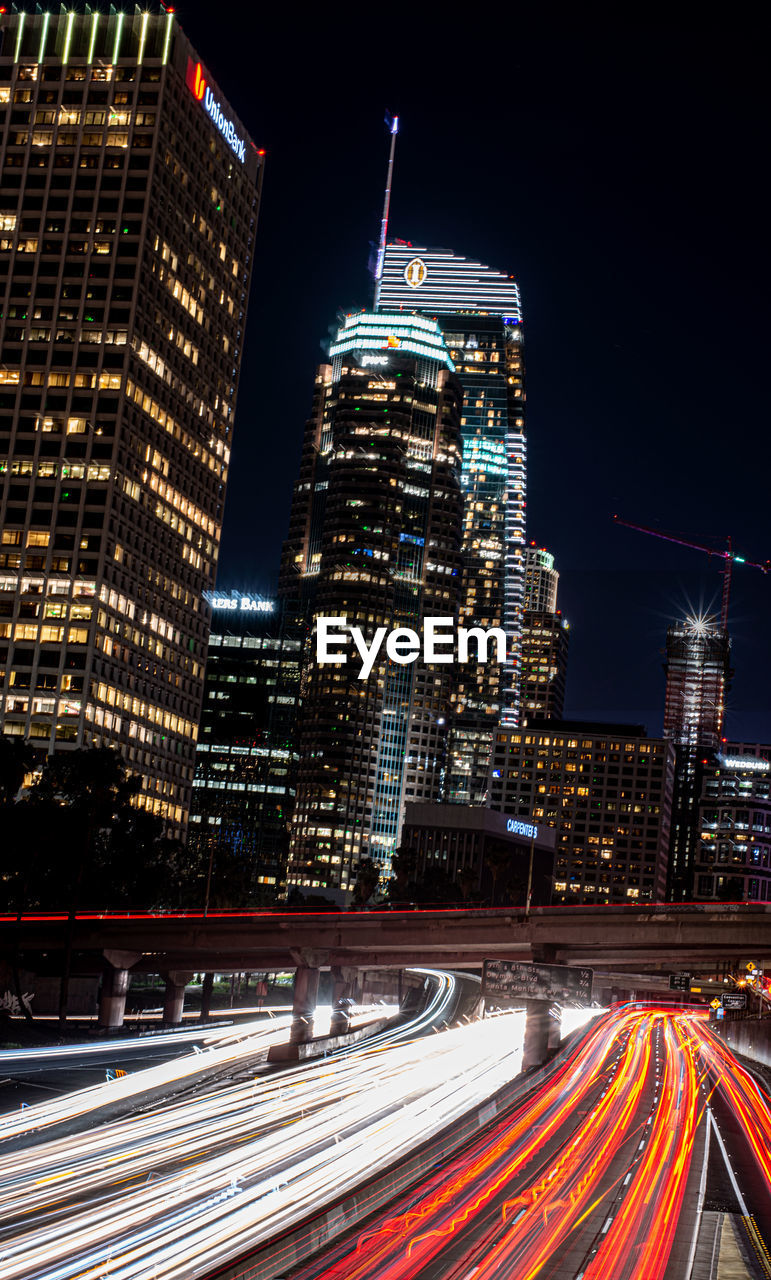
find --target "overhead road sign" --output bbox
[483,959,593,1005]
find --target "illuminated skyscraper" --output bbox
[520,545,569,724]
[663,615,732,897]
[189,593,305,900]
[0,11,263,824]
[693,745,771,903]
[379,244,525,805]
[523,545,558,612]
[279,312,462,891]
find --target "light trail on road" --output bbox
[0,992,525,1280]
[0,1013,525,1274]
[0,1000,401,1149]
[4,989,770,1280]
[291,1005,770,1280]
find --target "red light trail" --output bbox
[294,1007,771,1280]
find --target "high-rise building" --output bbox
[488,720,676,903]
[0,11,263,823]
[279,311,463,890]
[663,615,732,897]
[189,592,305,900]
[523,545,558,612]
[379,243,526,804]
[520,612,569,723]
[693,745,771,903]
[519,544,568,724]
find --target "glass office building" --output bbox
[279,311,463,889]
[379,244,525,805]
[0,11,263,823]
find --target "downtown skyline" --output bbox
[165,3,768,745]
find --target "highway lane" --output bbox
[290,1007,771,1280]
[0,971,531,1280]
[3,993,768,1280]
[0,1012,298,1109]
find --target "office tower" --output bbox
[488,720,676,903]
[693,745,771,903]
[378,244,525,806]
[0,11,263,824]
[520,612,569,722]
[519,544,568,723]
[523,545,558,612]
[663,615,732,897]
[188,593,305,902]
[279,311,463,891]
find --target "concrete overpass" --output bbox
[3,903,768,1029]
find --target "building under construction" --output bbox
[663,615,732,898]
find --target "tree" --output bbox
[351,857,380,906]
[0,736,36,806]
[388,844,419,904]
[0,740,203,1020]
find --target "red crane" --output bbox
[612,515,771,631]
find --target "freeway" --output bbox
[0,971,527,1280]
[2,993,769,1279]
[290,1007,771,1280]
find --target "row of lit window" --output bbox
[125,378,228,479]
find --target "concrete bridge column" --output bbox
[98,965,131,1030]
[548,1007,562,1052]
[200,971,214,1020]
[98,950,141,1030]
[162,972,193,1026]
[522,999,551,1071]
[330,966,357,1035]
[290,965,320,1043]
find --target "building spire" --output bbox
[373,112,399,311]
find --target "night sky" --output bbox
[178,5,769,743]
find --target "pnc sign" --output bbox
[185,59,246,163]
[404,257,427,288]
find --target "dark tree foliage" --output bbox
[350,857,380,907]
[0,740,193,912]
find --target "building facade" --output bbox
[488,720,675,903]
[663,615,732,897]
[279,311,463,891]
[693,745,771,903]
[0,11,262,823]
[189,593,305,901]
[401,801,555,906]
[379,244,525,806]
[520,611,569,723]
[520,544,568,724]
[523,545,558,612]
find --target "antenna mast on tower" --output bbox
[373,113,399,311]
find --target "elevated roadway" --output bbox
[3,903,770,972]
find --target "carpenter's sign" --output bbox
[483,959,593,1004]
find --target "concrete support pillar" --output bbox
[291,965,320,1043]
[162,972,193,1026]
[98,950,140,1031]
[98,965,130,1030]
[330,966,356,1036]
[522,999,551,1071]
[200,971,214,1020]
[548,1006,562,1053]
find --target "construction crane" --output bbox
[612,515,771,631]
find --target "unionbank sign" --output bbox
[185,59,246,163]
